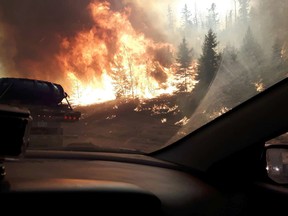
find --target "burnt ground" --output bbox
[39,67,288,153]
[27,81,211,153]
[60,91,205,153]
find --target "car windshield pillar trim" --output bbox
[151,78,288,171]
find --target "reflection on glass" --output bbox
[266,148,288,184]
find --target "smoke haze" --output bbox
[0,0,287,93]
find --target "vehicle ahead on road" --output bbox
[0,0,288,215]
[0,77,81,147]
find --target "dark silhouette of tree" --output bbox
[181,4,193,35]
[240,27,264,70]
[198,29,221,87]
[272,38,284,69]
[266,38,288,82]
[239,27,268,92]
[206,3,219,31]
[233,0,237,23]
[176,38,193,92]
[167,5,175,33]
[177,38,192,69]
[193,2,199,29]
[225,10,233,29]
[111,59,130,99]
[111,48,137,99]
[223,45,238,63]
[238,0,250,24]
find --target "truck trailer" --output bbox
[0,77,81,148]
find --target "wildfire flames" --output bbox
[57,1,179,106]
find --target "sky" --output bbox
[125,0,238,32]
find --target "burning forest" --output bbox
[0,0,287,151]
[58,1,181,105]
[0,0,198,107]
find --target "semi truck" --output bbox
[0,77,81,148]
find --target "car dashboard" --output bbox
[0,150,224,216]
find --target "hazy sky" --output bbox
[126,0,239,30]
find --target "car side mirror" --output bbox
[265,144,288,184]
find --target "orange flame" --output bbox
[57,1,178,106]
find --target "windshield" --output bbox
[0,0,287,153]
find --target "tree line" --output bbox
[174,0,287,97]
[112,0,288,100]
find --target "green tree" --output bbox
[176,38,193,92]
[177,38,192,69]
[198,29,221,86]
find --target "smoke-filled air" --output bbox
[0,0,287,108]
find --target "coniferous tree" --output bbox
[238,0,250,24]
[239,27,267,91]
[225,10,233,29]
[268,38,288,82]
[223,45,238,63]
[206,3,219,31]
[176,38,193,92]
[177,38,192,69]
[193,2,199,29]
[181,4,193,35]
[233,0,237,23]
[167,5,175,33]
[111,59,130,99]
[240,27,264,70]
[272,38,284,69]
[198,29,221,86]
